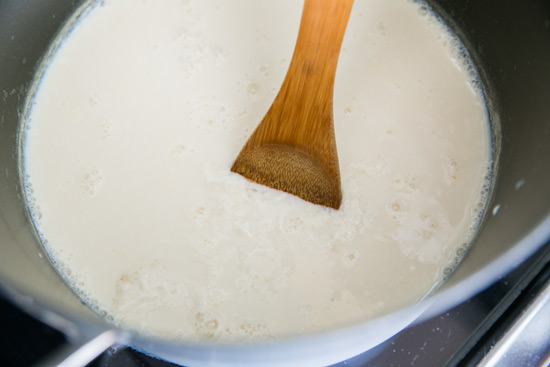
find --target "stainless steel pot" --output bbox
[1,0,549,366]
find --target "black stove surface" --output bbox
[2,242,550,367]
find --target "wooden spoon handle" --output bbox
[250,0,353,150]
[289,0,354,99]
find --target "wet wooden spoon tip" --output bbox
[231,0,353,210]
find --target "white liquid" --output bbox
[24,0,491,341]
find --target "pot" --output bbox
[0,0,549,366]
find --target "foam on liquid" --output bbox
[23,0,492,341]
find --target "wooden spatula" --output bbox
[231,0,353,209]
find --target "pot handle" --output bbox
[34,329,126,367]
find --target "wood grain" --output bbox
[231,0,353,209]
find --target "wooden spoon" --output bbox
[231,0,353,210]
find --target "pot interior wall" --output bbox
[428,0,550,297]
[0,0,105,329]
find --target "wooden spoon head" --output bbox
[231,144,342,209]
[230,0,351,210]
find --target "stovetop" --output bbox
[2,242,550,367]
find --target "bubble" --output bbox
[174,29,227,79]
[492,204,501,216]
[259,65,271,77]
[386,199,408,222]
[418,5,428,16]
[193,311,220,339]
[88,94,99,106]
[206,320,218,330]
[238,107,247,117]
[237,320,268,337]
[443,157,460,184]
[343,250,359,267]
[193,205,210,222]
[81,169,104,196]
[456,244,467,257]
[171,144,188,155]
[377,23,386,36]
[283,216,304,232]
[391,175,418,193]
[247,83,259,95]
[101,120,112,140]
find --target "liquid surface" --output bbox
[24,0,491,341]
